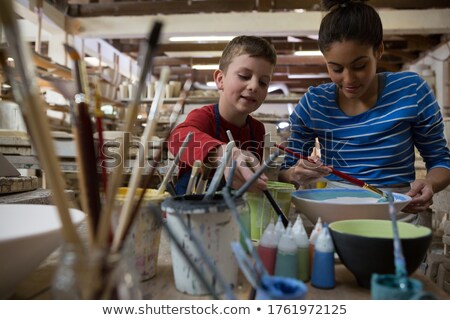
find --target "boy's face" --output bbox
[214,54,273,116]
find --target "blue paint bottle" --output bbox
[311,223,335,289]
[274,224,298,278]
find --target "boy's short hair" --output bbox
[218,35,277,72]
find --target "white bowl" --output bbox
[291,188,411,224]
[0,204,85,298]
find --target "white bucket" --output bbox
[162,194,244,295]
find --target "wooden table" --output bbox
[140,231,449,300]
[10,225,449,300]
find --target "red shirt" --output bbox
[168,104,266,178]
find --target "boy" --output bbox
[168,35,277,195]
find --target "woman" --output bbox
[279,0,450,223]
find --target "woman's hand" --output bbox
[402,179,434,213]
[403,179,434,213]
[279,156,332,187]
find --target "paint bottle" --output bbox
[274,215,285,243]
[309,217,322,272]
[274,224,298,278]
[292,215,310,282]
[311,223,335,289]
[257,219,278,275]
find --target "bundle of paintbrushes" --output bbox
[0,5,195,298]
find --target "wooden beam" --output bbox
[68,9,450,39]
[66,0,450,17]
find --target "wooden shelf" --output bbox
[121,96,301,105]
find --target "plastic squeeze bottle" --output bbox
[274,215,285,243]
[309,217,323,271]
[292,215,310,282]
[274,224,298,278]
[257,219,278,275]
[311,223,335,289]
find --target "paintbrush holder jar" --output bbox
[245,181,295,241]
[162,194,246,295]
[51,244,142,299]
[113,188,169,281]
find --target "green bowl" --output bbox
[329,219,431,289]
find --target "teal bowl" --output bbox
[329,219,431,289]
[292,189,411,224]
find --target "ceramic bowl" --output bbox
[0,204,85,298]
[291,188,411,224]
[329,219,432,288]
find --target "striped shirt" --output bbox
[281,71,450,187]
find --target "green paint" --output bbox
[297,247,310,282]
[245,181,295,240]
[329,219,431,239]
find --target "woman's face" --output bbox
[323,40,383,101]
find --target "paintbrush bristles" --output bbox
[63,44,81,61]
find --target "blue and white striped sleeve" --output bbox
[413,78,450,171]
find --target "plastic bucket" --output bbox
[245,181,295,241]
[114,187,169,280]
[162,194,246,295]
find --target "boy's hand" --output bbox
[224,147,268,193]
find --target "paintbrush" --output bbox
[94,82,108,192]
[227,131,289,227]
[96,21,163,249]
[0,1,82,246]
[275,143,387,199]
[157,132,193,195]
[204,140,235,200]
[195,164,211,195]
[387,191,409,290]
[186,159,202,195]
[113,78,193,252]
[234,150,281,198]
[111,67,170,253]
[65,44,103,239]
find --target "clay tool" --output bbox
[204,140,235,200]
[0,2,82,246]
[387,191,409,290]
[231,241,261,289]
[222,162,268,278]
[275,143,387,199]
[65,44,102,238]
[157,132,193,195]
[185,159,202,195]
[234,149,281,198]
[97,21,163,249]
